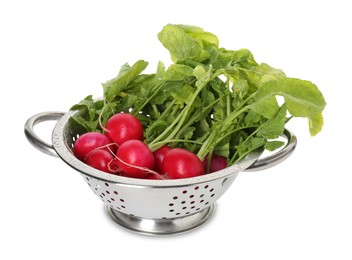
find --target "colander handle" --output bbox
[24,112,65,157]
[245,129,297,172]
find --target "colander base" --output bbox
[105,204,215,235]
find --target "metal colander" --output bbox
[25,110,297,235]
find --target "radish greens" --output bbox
[70,24,326,164]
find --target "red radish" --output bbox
[105,113,143,146]
[203,154,227,173]
[146,173,166,180]
[85,149,118,174]
[153,145,172,173]
[73,132,114,161]
[115,140,155,178]
[161,148,204,179]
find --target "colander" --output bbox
[25,111,297,235]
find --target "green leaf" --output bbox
[156,61,165,79]
[235,136,266,160]
[256,63,286,85]
[252,78,326,135]
[248,96,280,119]
[102,60,148,101]
[171,84,195,105]
[176,24,219,48]
[264,140,285,151]
[244,110,261,125]
[241,63,286,87]
[309,111,324,136]
[158,24,215,63]
[256,104,287,139]
[232,79,249,96]
[70,95,98,114]
[69,95,104,132]
[213,48,258,70]
[152,81,184,104]
[194,65,213,87]
[163,64,194,80]
[145,120,168,142]
[214,137,230,158]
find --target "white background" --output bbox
[1,0,351,259]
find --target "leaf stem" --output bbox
[132,81,165,115]
[150,66,215,146]
[197,106,249,160]
[149,139,203,151]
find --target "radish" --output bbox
[105,113,143,146]
[153,145,172,173]
[115,139,155,178]
[146,173,166,180]
[85,149,118,174]
[203,154,227,173]
[161,148,204,179]
[73,132,114,161]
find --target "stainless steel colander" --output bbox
[25,110,297,235]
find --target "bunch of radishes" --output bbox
[73,112,227,180]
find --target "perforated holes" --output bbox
[83,177,126,211]
[102,187,124,210]
[71,135,76,148]
[209,187,215,199]
[167,185,216,217]
[71,134,80,149]
[85,177,92,187]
